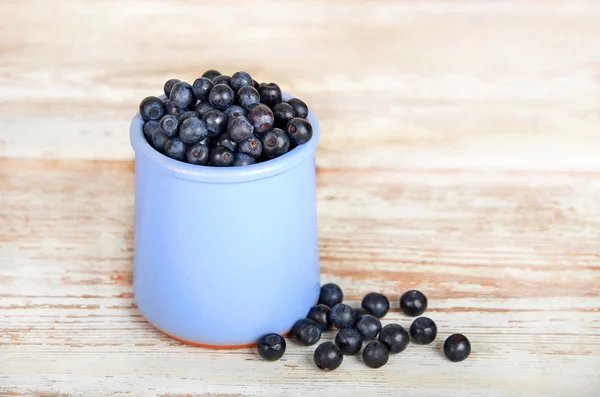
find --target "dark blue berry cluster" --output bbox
[256,284,471,369]
[138,70,313,167]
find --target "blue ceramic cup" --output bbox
[129,94,321,347]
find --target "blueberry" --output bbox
[159,114,179,138]
[179,117,208,145]
[353,307,370,326]
[409,317,437,345]
[216,133,237,152]
[260,128,289,159]
[252,79,260,90]
[330,304,355,330]
[232,152,256,167]
[192,77,214,101]
[400,290,428,317]
[307,304,333,331]
[202,109,227,137]
[185,143,210,165]
[238,135,262,158]
[231,71,253,91]
[287,98,309,119]
[139,96,165,121]
[318,283,343,308]
[227,115,254,143]
[202,69,221,80]
[198,136,212,147]
[209,84,234,110]
[209,146,234,167]
[248,104,275,134]
[151,130,169,153]
[334,328,363,355]
[291,318,321,346]
[212,75,231,86]
[378,324,409,354]
[187,99,198,110]
[169,82,194,108]
[236,86,260,111]
[164,138,186,161]
[257,333,286,361]
[361,292,390,319]
[313,342,343,371]
[258,82,282,106]
[143,120,160,142]
[362,341,389,368]
[443,334,471,362]
[195,101,215,118]
[163,78,180,98]
[355,314,382,340]
[273,102,296,128]
[178,111,199,123]
[223,105,247,121]
[165,99,185,116]
[285,117,313,145]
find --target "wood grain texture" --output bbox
[1,0,600,396]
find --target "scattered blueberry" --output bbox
[179,117,208,145]
[202,69,221,80]
[202,109,227,137]
[165,138,186,161]
[227,115,254,142]
[307,304,333,331]
[286,117,313,145]
[143,120,160,142]
[257,333,286,361]
[330,304,355,330]
[233,152,256,166]
[209,84,235,110]
[260,128,289,159]
[192,77,214,101]
[362,341,389,369]
[216,133,237,152]
[378,324,409,354]
[209,146,234,167]
[163,78,180,98]
[238,135,262,158]
[258,82,282,106]
[169,82,194,108]
[361,292,390,319]
[248,104,275,134]
[291,319,321,346]
[178,111,199,122]
[443,334,471,362]
[236,86,260,111]
[409,317,437,345]
[195,101,215,118]
[231,71,253,91]
[287,98,309,119]
[223,105,247,121]
[355,314,382,340]
[139,96,165,121]
[313,342,343,371]
[318,283,343,308]
[212,75,231,86]
[400,290,428,317]
[185,143,209,165]
[335,328,363,355]
[151,130,169,153]
[159,114,179,138]
[273,102,296,128]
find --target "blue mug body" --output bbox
[129,94,321,347]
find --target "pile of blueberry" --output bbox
[138,70,313,167]
[257,284,471,371]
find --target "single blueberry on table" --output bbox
[192,77,214,101]
[248,104,275,134]
[287,98,309,119]
[258,82,282,106]
[232,152,256,167]
[231,71,253,91]
[139,96,165,121]
[238,135,262,158]
[286,117,313,145]
[291,318,321,346]
[165,138,186,161]
[163,78,180,98]
[236,86,260,111]
[409,317,437,345]
[227,115,254,143]
[307,304,333,331]
[362,341,389,368]
[209,146,234,167]
[216,133,237,152]
[318,283,343,308]
[185,143,209,165]
[400,290,428,317]
[202,69,221,81]
[444,333,471,362]
[314,342,343,371]
[143,120,160,142]
[169,81,194,108]
[178,110,199,123]
[273,102,296,128]
[378,324,409,354]
[330,303,356,330]
[151,130,169,153]
[260,128,289,159]
[179,117,208,145]
[361,292,390,319]
[209,83,235,110]
[195,101,215,118]
[224,105,247,121]
[159,114,179,138]
[202,109,227,137]
[212,75,231,86]
[355,314,382,340]
[335,328,363,355]
[257,333,286,361]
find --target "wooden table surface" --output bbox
[1,1,600,396]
